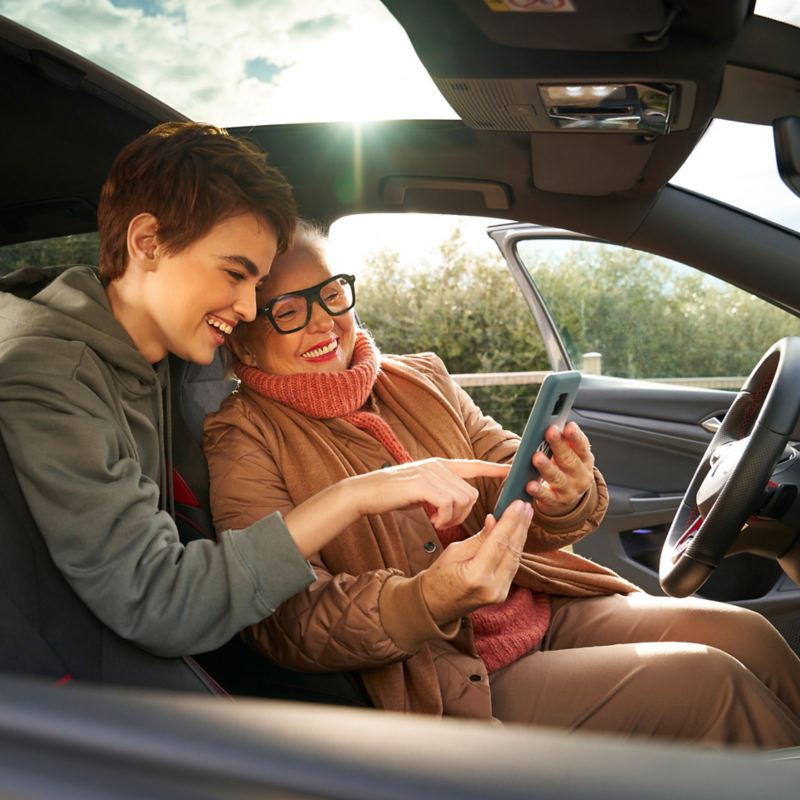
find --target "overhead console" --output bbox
[382,0,751,197]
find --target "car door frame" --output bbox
[488,221,800,647]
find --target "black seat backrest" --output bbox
[0,429,221,694]
[169,352,236,514]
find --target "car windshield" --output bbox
[0,0,796,234]
[755,0,800,27]
[670,1,800,235]
[672,120,800,235]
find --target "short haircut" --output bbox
[97,122,296,281]
[287,219,328,266]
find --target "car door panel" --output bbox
[569,375,727,596]
[571,366,797,633]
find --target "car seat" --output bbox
[168,353,373,707]
[0,428,222,694]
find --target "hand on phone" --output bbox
[494,371,581,517]
[527,421,595,516]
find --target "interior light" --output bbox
[539,83,675,134]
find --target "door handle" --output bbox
[701,416,722,433]
[629,494,684,512]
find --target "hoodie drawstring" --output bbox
[154,361,176,521]
[164,368,176,522]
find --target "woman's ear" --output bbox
[127,213,160,272]
[226,332,257,367]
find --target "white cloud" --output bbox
[0,0,455,124]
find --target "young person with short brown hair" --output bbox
[0,122,529,658]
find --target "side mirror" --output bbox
[773,117,800,199]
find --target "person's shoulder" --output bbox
[203,387,274,446]
[0,264,102,372]
[205,387,253,425]
[0,333,88,379]
[0,264,98,308]
[385,351,450,378]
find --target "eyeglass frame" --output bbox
[255,273,357,334]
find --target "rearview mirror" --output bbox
[773,117,800,199]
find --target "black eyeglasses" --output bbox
[256,273,356,334]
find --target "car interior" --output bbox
[2,0,800,795]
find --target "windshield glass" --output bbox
[756,0,800,27]
[665,0,800,234]
[671,119,800,235]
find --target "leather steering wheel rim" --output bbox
[659,337,800,597]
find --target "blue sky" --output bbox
[109,0,167,14]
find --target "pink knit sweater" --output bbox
[436,527,551,672]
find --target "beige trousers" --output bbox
[489,592,800,749]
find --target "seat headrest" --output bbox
[173,350,236,445]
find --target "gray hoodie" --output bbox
[0,265,313,656]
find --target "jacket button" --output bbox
[469,674,483,682]
[423,541,437,553]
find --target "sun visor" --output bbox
[453,0,750,52]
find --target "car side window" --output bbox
[0,233,100,276]
[515,239,800,389]
[329,215,547,432]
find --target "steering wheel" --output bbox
[659,337,800,597]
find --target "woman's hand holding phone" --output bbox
[494,371,584,517]
[526,421,595,516]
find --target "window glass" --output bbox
[756,1,800,28]
[671,120,800,236]
[0,233,99,276]
[0,1,455,127]
[329,214,546,432]
[516,238,800,388]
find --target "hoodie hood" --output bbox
[0,263,172,516]
[0,265,157,387]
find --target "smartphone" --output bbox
[493,370,582,517]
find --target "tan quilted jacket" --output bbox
[204,353,635,718]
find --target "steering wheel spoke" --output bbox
[696,437,751,514]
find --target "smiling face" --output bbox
[232,247,357,376]
[114,212,277,364]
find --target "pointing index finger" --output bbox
[443,459,512,480]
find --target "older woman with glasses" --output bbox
[204,222,800,748]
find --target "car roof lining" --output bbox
[0,18,184,246]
